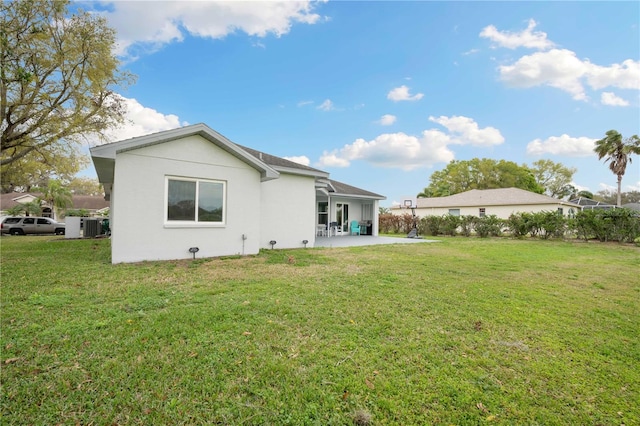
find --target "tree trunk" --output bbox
[617,174,622,207]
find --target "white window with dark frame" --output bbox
[317,202,328,226]
[165,176,226,225]
[479,208,486,217]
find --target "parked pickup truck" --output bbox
[0,217,66,235]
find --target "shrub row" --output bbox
[380,209,640,243]
[379,213,503,238]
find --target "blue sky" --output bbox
[82,1,640,206]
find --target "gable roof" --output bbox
[237,144,329,178]
[325,179,385,200]
[90,123,280,184]
[0,192,36,210]
[70,195,110,210]
[416,188,581,208]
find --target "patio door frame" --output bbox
[336,202,349,234]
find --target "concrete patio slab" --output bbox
[314,235,438,248]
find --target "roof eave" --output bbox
[275,165,329,179]
[331,192,386,201]
[90,123,280,183]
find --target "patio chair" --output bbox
[350,220,361,235]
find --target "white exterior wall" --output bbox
[405,203,575,219]
[111,135,262,263]
[260,173,316,249]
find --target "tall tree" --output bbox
[421,158,544,197]
[594,130,640,207]
[1,0,134,168]
[36,179,72,219]
[573,190,594,200]
[530,159,577,199]
[67,177,103,196]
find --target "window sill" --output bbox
[164,222,226,228]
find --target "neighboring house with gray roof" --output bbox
[394,188,581,219]
[90,123,385,263]
[0,192,109,219]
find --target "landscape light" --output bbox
[188,247,199,259]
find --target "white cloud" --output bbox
[526,134,596,157]
[297,100,314,107]
[378,114,397,126]
[317,131,454,171]
[387,85,424,102]
[627,181,640,191]
[101,1,325,57]
[599,182,616,192]
[587,59,640,90]
[480,19,555,50]
[317,99,335,111]
[318,151,350,168]
[95,96,188,144]
[601,92,629,106]
[317,115,503,170]
[428,116,504,147]
[283,155,311,166]
[498,49,590,100]
[492,39,639,101]
[570,182,590,193]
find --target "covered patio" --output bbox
[315,179,385,239]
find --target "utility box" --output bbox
[84,219,99,238]
[65,217,81,239]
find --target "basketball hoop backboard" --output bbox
[402,197,417,209]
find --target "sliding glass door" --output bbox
[336,203,349,233]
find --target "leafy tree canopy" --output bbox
[418,158,544,197]
[5,200,41,216]
[530,159,576,199]
[569,190,594,200]
[0,142,88,192]
[595,190,640,205]
[1,0,134,179]
[67,177,103,196]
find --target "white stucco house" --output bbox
[90,123,385,263]
[393,188,582,219]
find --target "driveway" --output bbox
[314,235,438,248]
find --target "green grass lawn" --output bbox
[1,236,638,425]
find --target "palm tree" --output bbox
[6,201,42,216]
[416,187,433,198]
[594,130,640,207]
[38,180,73,220]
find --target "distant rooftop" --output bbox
[415,188,581,208]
